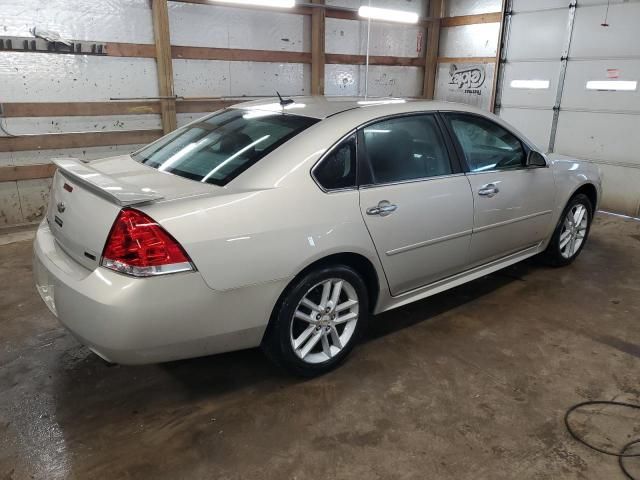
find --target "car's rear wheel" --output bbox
[541,193,593,266]
[262,265,369,377]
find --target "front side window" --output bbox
[362,114,452,185]
[313,134,357,190]
[132,109,318,186]
[445,113,526,172]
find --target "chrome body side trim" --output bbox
[473,210,553,234]
[386,229,472,256]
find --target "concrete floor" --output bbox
[1,213,640,480]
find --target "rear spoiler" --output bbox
[53,158,164,206]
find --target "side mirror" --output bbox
[527,150,547,168]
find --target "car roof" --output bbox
[229,96,484,120]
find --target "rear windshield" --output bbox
[132,109,318,186]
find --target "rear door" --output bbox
[358,113,474,296]
[442,112,556,266]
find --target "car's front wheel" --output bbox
[541,193,593,266]
[262,265,369,377]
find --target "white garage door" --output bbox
[495,0,640,216]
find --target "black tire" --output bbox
[540,193,593,267]
[262,265,369,377]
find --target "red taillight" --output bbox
[101,208,193,277]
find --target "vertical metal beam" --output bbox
[422,0,443,99]
[151,0,177,134]
[548,1,577,153]
[490,0,510,114]
[311,0,326,95]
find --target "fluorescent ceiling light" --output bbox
[358,6,419,24]
[586,80,637,91]
[510,80,550,89]
[214,0,294,8]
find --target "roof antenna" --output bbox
[276,91,294,108]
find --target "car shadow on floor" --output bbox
[52,260,538,408]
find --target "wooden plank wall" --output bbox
[0,1,503,207]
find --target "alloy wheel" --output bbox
[290,278,359,364]
[559,203,589,259]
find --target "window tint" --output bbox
[362,114,452,185]
[446,114,525,172]
[132,109,318,186]
[314,135,357,190]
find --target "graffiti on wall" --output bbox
[437,62,494,111]
[448,64,486,96]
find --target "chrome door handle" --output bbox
[366,200,398,217]
[478,184,499,197]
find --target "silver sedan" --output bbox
[33,97,602,376]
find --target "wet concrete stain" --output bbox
[1,214,639,479]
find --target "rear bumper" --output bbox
[33,221,287,364]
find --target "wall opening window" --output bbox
[510,80,550,89]
[586,80,638,91]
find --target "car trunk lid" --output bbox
[47,155,220,270]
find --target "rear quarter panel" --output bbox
[141,182,384,293]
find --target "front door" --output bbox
[358,113,474,296]
[443,112,556,265]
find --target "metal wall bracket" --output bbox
[0,36,107,55]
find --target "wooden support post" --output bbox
[151,0,177,134]
[311,0,326,95]
[422,0,443,99]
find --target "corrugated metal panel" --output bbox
[229,62,310,95]
[173,59,309,97]
[1,115,162,135]
[439,23,500,58]
[168,2,310,52]
[324,65,423,97]
[499,107,554,151]
[0,53,159,102]
[507,10,567,60]
[511,0,567,13]
[0,145,147,168]
[0,182,23,225]
[435,62,495,111]
[16,178,53,223]
[444,0,501,17]
[173,59,231,97]
[570,3,640,58]
[325,18,424,57]
[593,164,640,216]
[495,0,640,215]
[177,112,208,127]
[562,59,640,111]
[500,61,561,108]
[0,0,154,43]
[555,111,640,167]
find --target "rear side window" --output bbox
[445,113,525,172]
[132,109,318,186]
[362,114,452,185]
[313,134,357,190]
